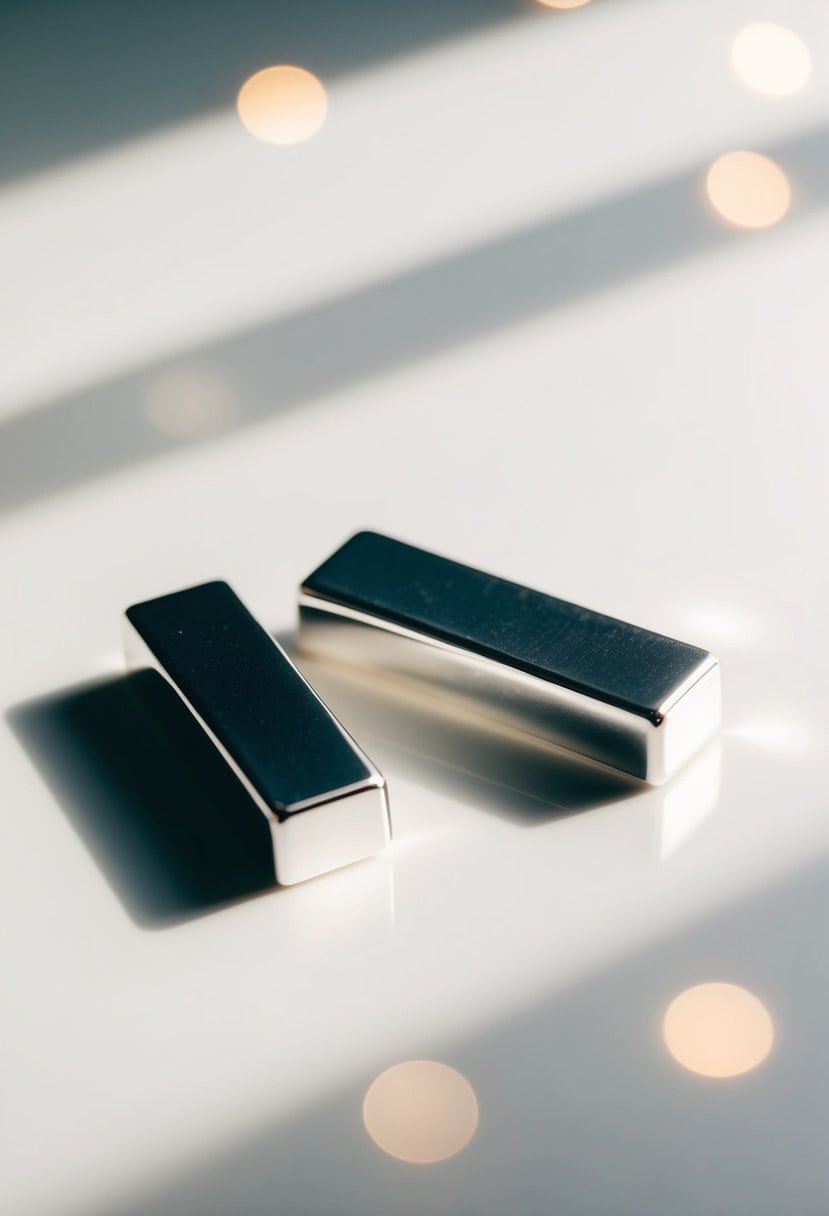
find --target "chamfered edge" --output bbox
[122,586,391,830]
[648,656,722,784]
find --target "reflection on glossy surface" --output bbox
[299,532,720,785]
[292,649,639,821]
[536,0,592,9]
[663,983,774,1077]
[236,66,327,146]
[278,856,396,952]
[729,717,815,755]
[363,1060,479,1163]
[705,151,791,229]
[144,367,238,440]
[659,742,721,860]
[731,23,811,97]
[674,602,768,650]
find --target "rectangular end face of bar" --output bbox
[299,532,721,784]
[124,580,390,883]
[648,660,722,785]
[273,783,390,886]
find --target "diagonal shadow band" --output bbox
[2,122,827,518]
[91,854,829,1216]
[0,0,520,185]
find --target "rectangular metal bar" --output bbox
[124,581,390,884]
[298,532,721,784]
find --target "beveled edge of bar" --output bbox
[285,772,389,816]
[648,658,722,784]
[271,783,391,886]
[122,599,388,824]
[297,590,721,785]
[297,590,652,779]
[301,532,713,725]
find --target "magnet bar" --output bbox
[124,581,389,884]
[298,532,721,784]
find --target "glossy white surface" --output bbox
[1,1,828,1213]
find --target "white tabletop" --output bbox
[2,2,828,1212]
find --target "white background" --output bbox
[1,1,828,1212]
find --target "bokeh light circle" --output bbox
[363,1060,479,1163]
[705,151,791,229]
[237,65,327,145]
[144,367,238,440]
[731,23,811,96]
[663,982,774,1078]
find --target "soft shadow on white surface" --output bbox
[0,0,520,184]
[1,121,827,517]
[8,672,276,926]
[93,853,829,1216]
[291,646,641,823]
[291,642,723,856]
[7,644,639,929]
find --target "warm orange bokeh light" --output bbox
[536,0,592,8]
[663,982,774,1078]
[731,23,811,97]
[236,65,327,145]
[144,367,238,440]
[363,1060,479,1163]
[705,151,791,229]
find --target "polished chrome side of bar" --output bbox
[297,534,721,785]
[124,582,390,885]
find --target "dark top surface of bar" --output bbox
[303,533,710,721]
[127,581,372,816]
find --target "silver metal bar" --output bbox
[298,532,721,785]
[124,580,390,885]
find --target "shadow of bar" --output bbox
[1,123,827,518]
[289,642,641,826]
[8,671,275,928]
